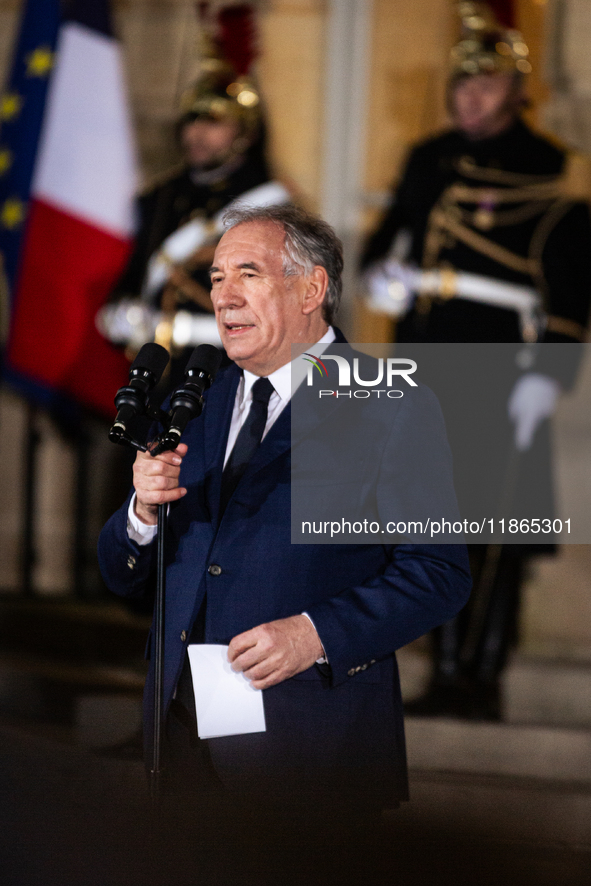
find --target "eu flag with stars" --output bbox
[0,0,60,300]
[1,0,136,417]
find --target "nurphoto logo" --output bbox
[302,353,418,399]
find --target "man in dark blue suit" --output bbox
[98,205,470,880]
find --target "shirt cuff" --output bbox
[301,611,328,664]
[127,494,158,545]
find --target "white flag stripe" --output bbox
[33,22,136,237]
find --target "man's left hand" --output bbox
[228,615,324,689]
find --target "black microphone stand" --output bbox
[108,402,171,806]
[150,500,167,805]
[108,344,222,809]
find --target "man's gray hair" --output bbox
[221,204,343,325]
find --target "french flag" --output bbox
[3,0,136,417]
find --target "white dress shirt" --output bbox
[127,326,336,544]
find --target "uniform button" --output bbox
[127,555,136,569]
[360,663,368,671]
[355,666,361,673]
[208,564,222,576]
[347,668,355,677]
[180,631,187,642]
[370,659,376,665]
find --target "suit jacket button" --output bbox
[180,631,187,642]
[348,668,355,677]
[208,564,222,576]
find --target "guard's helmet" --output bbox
[178,59,261,138]
[178,6,262,138]
[450,1,532,78]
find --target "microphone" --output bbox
[150,344,222,456]
[109,342,170,446]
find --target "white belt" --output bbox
[364,261,545,342]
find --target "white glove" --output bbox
[507,372,561,451]
[362,260,418,318]
[96,298,158,349]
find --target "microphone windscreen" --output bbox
[184,344,223,379]
[130,342,170,381]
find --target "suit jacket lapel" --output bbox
[210,331,352,506]
[239,329,352,483]
[242,398,292,480]
[202,363,241,517]
[291,329,353,449]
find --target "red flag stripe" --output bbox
[7,198,131,416]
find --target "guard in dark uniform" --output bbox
[361,1,591,719]
[99,30,290,368]
[115,107,272,313]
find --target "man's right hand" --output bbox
[132,443,188,525]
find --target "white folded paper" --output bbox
[187,644,266,739]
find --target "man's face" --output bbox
[451,72,522,140]
[180,117,241,169]
[210,221,326,376]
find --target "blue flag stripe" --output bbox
[1,0,121,418]
[0,0,60,296]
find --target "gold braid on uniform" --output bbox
[455,155,563,187]
[448,181,561,203]
[423,204,540,277]
[421,159,590,335]
[527,198,575,304]
[445,183,557,227]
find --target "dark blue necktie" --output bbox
[220,376,274,514]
